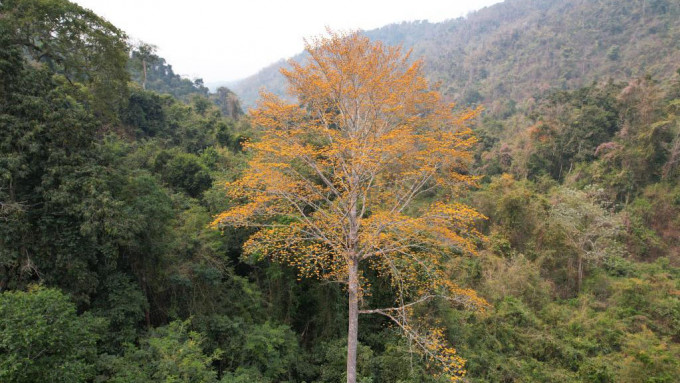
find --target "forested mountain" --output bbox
[232,0,680,109]
[127,44,244,119]
[1,0,679,382]
[128,43,210,99]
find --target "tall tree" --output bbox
[0,0,129,120]
[213,31,487,382]
[133,43,159,90]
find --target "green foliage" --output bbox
[623,184,680,257]
[210,87,244,119]
[122,86,168,136]
[235,321,299,379]
[91,273,148,351]
[126,46,243,119]
[128,44,208,101]
[101,320,220,383]
[220,367,272,383]
[124,89,245,153]
[155,150,213,198]
[443,257,680,383]
[525,83,622,180]
[2,1,680,382]
[474,175,548,253]
[0,45,112,299]
[233,0,680,109]
[306,339,374,383]
[0,286,105,383]
[0,0,129,120]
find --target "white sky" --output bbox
[74,0,503,84]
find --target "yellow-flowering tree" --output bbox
[213,30,487,383]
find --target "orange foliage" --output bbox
[213,30,486,381]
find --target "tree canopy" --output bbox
[213,30,487,382]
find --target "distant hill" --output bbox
[230,58,294,109]
[205,80,237,92]
[128,46,243,119]
[231,0,680,110]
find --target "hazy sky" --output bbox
[74,0,503,84]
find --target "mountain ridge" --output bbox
[231,0,680,110]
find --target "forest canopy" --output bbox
[0,0,679,382]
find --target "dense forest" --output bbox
[233,0,680,109]
[1,0,679,383]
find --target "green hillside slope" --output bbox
[232,0,680,109]
[2,1,679,382]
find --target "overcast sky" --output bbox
[74,0,503,84]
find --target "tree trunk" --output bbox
[142,58,147,90]
[347,257,359,383]
[577,254,583,293]
[347,172,360,383]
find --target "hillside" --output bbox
[1,1,679,382]
[232,0,680,110]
